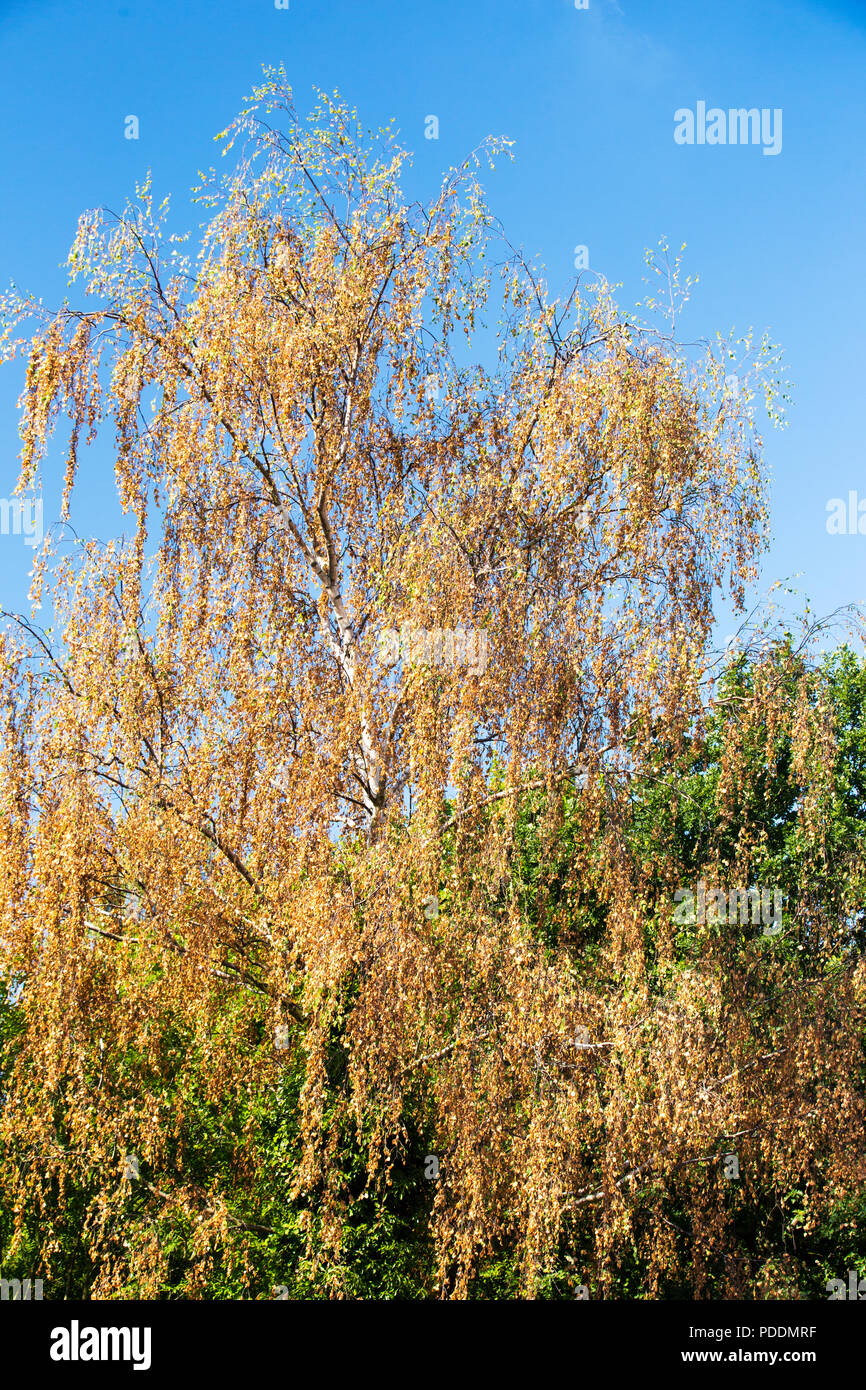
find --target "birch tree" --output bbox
[1,73,861,1298]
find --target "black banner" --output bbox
[1,1296,862,1380]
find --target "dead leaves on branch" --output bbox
[0,76,860,1299]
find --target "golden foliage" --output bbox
[0,75,861,1298]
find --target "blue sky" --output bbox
[1,0,864,647]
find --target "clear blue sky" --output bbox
[1,0,864,646]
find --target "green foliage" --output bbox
[3,642,865,1298]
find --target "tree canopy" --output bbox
[1,74,863,1299]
